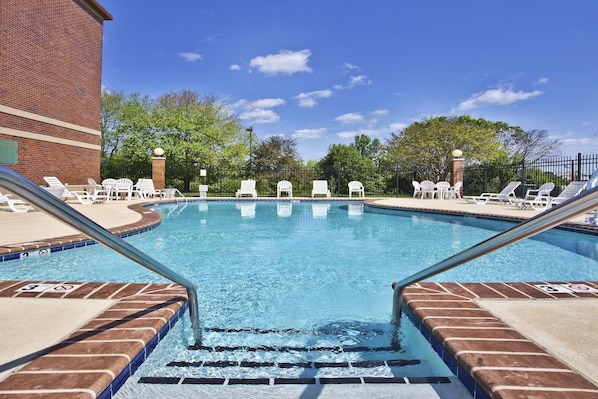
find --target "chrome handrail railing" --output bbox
[392,186,598,328]
[0,166,202,345]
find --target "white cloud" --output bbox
[232,98,285,125]
[535,77,549,85]
[178,52,202,62]
[371,109,389,116]
[239,108,280,124]
[249,49,313,76]
[230,64,241,71]
[455,86,543,111]
[334,75,372,90]
[390,122,408,131]
[334,112,365,124]
[294,90,333,108]
[337,131,356,139]
[292,128,326,140]
[344,62,359,70]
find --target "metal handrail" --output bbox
[391,186,598,327]
[0,166,202,345]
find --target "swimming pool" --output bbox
[3,201,598,383]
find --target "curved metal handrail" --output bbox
[0,166,202,345]
[391,185,598,327]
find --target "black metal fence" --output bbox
[102,153,598,198]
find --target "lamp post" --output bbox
[246,126,253,174]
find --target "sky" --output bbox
[99,0,598,162]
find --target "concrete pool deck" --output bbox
[0,196,597,398]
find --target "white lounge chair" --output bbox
[312,180,331,198]
[348,181,364,198]
[277,180,292,198]
[236,179,257,198]
[87,178,110,203]
[0,190,32,212]
[43,176,94,204]
[412,181,422,198]
[464,181,521,205]
[516,182,555,210]
[134,178,163,199]
[419,180,435,199]
[547,181,587,208]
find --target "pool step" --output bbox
[166,358,420,368]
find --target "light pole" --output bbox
[246,126,253,174]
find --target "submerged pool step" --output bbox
[137,375,451,386]
[166,358,420,368]
[188,343,396,352]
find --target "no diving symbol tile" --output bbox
[535,283,598,294]
[17,283,81,293]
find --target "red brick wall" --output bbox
[0,1,110,185]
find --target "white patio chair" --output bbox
[87,178,110,203]
[547,181,587,208]
[464,181,521,205]
[516,182,555,210]
[447,181,462,199]
[311,180,331,198]
[114,178,133,201]
[43,176,94,204]
[0,190,32,213]
[412,181,422,198]
[236,179,257,198]
[419,180,436,199]
[277,180,292,198]
[348,181,365,198]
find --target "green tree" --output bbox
[383,115,509,181]
[152,90,245,191]
[251,136,302,172]
[351,134,382,163]
[501,129,561,162]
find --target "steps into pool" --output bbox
[133,326,458,389]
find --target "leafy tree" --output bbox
[251,135,302,172]
[351,134,382,163]
[152,90,245,191]
[383,116,510,181]
[501,129,561,162]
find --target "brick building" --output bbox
[0,0,112,185]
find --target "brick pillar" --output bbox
[152,157,165,190]
[451,156,464,195]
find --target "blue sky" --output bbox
[99,0,598,161]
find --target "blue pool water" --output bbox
[4,201,598,380]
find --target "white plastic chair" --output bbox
[419,180,436,199]
[43,176,93,204]
[311,180,331,198]
[87,178,110,202]
[464,181,521,205]
[517,182,555,210]
[412,181,422,198]
[277,180,292,198]
[447,181,462,199]
[0,190,32,213]
[236,179,257,198]
[114,178,133,201]
[348,181,365,198]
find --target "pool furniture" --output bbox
[464,181,521,205]
[276,180,292,198]
[412,181,422,198]
[419,180,436,199]
[348,180,365,198]
[516,182,555,210]
[43,176,94,204]
[236,179,257,198]
[547,181,587,208]
[311,180,331,198]
[433,181,451,199]
[87,178,110,203]
[114,178,134,201]
[447,181,462,199]
[0,190,31,212]
[134,178,163,199]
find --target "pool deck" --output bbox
[1,196,598,398]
